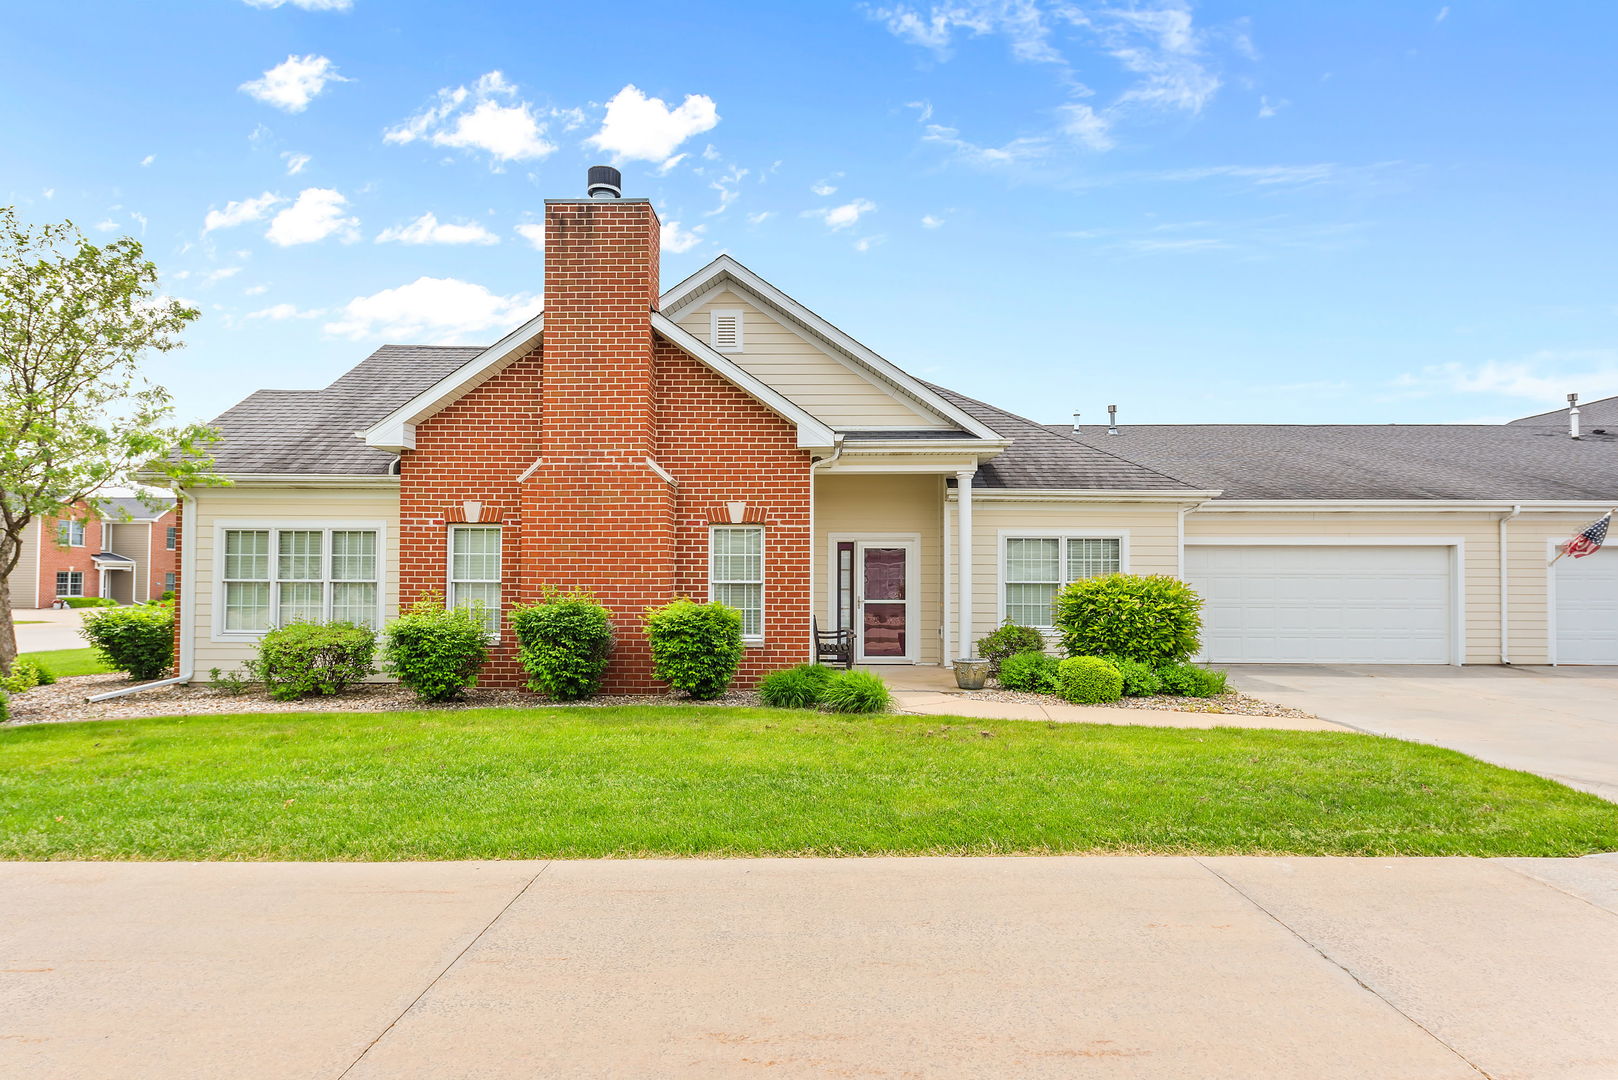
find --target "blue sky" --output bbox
[4,0,1615,428]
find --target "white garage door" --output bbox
[1554,554,1618,665]
[1186,545,1453,664]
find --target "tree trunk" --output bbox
[0,569,16,674]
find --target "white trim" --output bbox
[826,533,922,664]
[709,308,744,353]
[447,523,503,641]
[1196,499,1616,513]
[210,519,388,643]
[660,255,1003,443]
[1184,536,1467,666]
[218,475,401,486]
[644,458,678,487]
[709,524,766,645]
[995,529,1131,630]
[956,470,973,661]
[650,311,837,449]
[951,489,1219,504]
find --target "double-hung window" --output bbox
[56,570,84,597]
[165,526,177,550]
[449,526,502,636]
[1003,536,1122,628]
[58,519,86,547]
[710,526,764,640]
[221,526,382,633]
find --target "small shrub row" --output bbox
[510,589,614,701]
[995,649,1228,705]
[759,664,893,714]
[63,596,118,609]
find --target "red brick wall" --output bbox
[36,504,103,605]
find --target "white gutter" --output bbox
[1197,499,1616,512]
[1499,503,1522,664]
[87,487,197,703]
[806,437,846,661]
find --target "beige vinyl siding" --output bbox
[948,499,1190,656]
[100,522,151,602]
[814,474,945,664]
[676,290,949,430]
[189,484,400,675]
[11,519,41,608]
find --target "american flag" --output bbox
[1560,512,1612,560]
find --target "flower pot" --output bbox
[953,658,990,690]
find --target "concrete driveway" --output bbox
[5,856,1618,1079]
[10,607,88,653]
[1228,665,1618,800]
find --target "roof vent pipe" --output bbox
[1072,411,1082,435]
[1569,393,1581,440]
[1107,404,1119,436]
[586,164,622,199]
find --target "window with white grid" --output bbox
[710,526,764,639]
[56,570,84,597]
[1003,536,1122,627]
[449,526,502,636]
[58,519,86,547]
[220,526,382,633]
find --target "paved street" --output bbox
[1228,665,1618,800]
[6,856,1618,1079]
[10,607,88,653]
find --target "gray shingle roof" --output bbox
[209,345,482,475]
[1058,423,1618,500]
[1510,396,1618,429]
[926,384,1197,491]
[96,495,172,520]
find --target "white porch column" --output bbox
[956,468,975,659]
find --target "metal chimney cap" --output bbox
[586,165,622,199]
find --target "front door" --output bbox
[855,541,915,663]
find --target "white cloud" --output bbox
[811,174,841,197]
[244,284,270,296]
[282,151,311,175]
[656,153,688,175]
[266,188,359,246]
[921,214,945,228]
[242,0,352,9]
[1057,103,1114,151]
[1257,95,1284,119]
[94,220,119,233]
[853,235,886,252]
[587,84,719,165]
[203,191,282,233]
[139,154,155,167]
[325,276,541,344]
[1393,352,1618,403]
[205,267,243,283]
[41,188,54,200]
[1104,3,1220,114]
[514,222,545,249]
[746,211,774,225]
[1435,6,1450,23]
[240,54,347,113]
[385,71,554,166]
[867,0,1068,63]
[701,143,721,161]
[921,122,1049,167]
[130,211,148,234]
[705,166,748,216]
[376,212,499,246]
[246,302,322,319]
[659,220,706,253]
[807,198,877,231]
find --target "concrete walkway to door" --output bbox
[1228,665,1618,801]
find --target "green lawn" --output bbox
[20,647,114,678]
[2,707,1614,860]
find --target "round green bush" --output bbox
[509,590,614,701]
[382,600,489,703]
[253,621,377,701]
[80,602,174,680]
[1054,656,1124,705]
[1053,573,1203,666]
[1102,655,1164,697]
[976,621,1046,674]
[997,650,1059,693]
[1157,663,1228,698]
[644,599,743,699]
[818,670,893,714]
[759,664,834,708]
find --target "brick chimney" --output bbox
[523,167,676,690]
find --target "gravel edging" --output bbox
[958,686,1317,718]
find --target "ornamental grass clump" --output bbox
[818,669,893,714]
[1053,573,1203,666]
[1055,656,1124,705]
[509,589,614,701]
[80,602,174,680]
[643,599,743,699]
[758,664,835,709]
[382,599,490,703]
[252,621,377,701]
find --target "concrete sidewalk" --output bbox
[10,607,88,653]
[6,856,1618,1078]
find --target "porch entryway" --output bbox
[829,535,920,664]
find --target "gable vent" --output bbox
[710,309,743,352]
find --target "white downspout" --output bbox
[956,468,975,660]
[87,488,197,702]
[806,438,845,661]
[1499,503,1521,665]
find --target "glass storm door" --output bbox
[857,543,912,662]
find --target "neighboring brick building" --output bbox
[10,497,178,609]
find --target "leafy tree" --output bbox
[0,208,220,672]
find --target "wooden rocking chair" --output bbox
[813,618,854,669]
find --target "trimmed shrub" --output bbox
[80,603,174,680]
[1,658,50,695]
[1104,655,1164,698]
[509,589,614,701]
[976,620,1046,675]
[998,650,1060,693]
[819,670,893,714]
[159,590,175,601]
[64,596,118,609]
[644,599,743,699]
[759,664,834,709]
[252,621,376,701]
[382,600,489,703]
[1053,574,1203,666]
[1054,656,1124,705]
[1157,663,1229,698]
